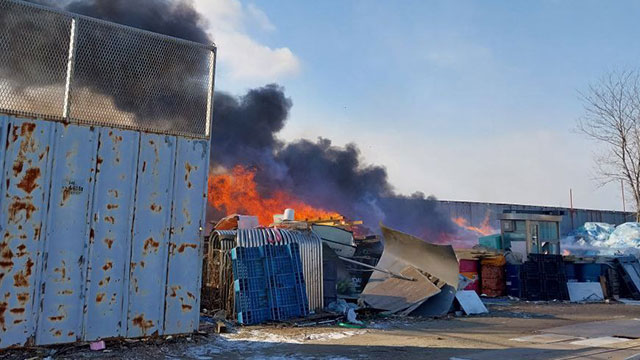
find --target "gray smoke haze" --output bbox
[7,0,211,122]
[10,0,457,242]
[211,84,458,242]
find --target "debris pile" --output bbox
[563,222,640,257]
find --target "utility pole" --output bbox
[569,188,574,229]
[621,179,627,220]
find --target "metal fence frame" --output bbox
[0,0,216,139]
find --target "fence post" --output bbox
[63,17,79,120]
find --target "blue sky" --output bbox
[196,0,640,211]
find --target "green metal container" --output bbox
[479,234,503,250]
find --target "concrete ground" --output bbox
[6,301,640,360]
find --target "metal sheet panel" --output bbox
[37,124,97,345]
[127,134,175,338]
[83,128,139,340]
[0,117,53,347]
[164,138,208,334]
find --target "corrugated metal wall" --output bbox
[437,200,632,236]
[0,115,209,347]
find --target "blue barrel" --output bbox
[505,264,522,297]
[564,262,577,281]
[578,263,604,282]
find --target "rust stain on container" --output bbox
[0,296,8,331]
[109,131,123,144]
[106,204,118,210]
[177,243,197,253]
[95,293,105,303]
[9,308,24,314]
[184,162,194,189]
[149,203,161,212]
[182,208,192,226]
[8,200,37,223]
[103,238,114,249]
[0,243,14,268]
[143,237,159,253]
[108,189,119,198]
[102,262,113,271]
[89,229,95,244]
[104,216,115,224]
[98,276,111,287]
[12,162,23,176]
[20,123,36,136]
[61,188,71,205]
[132,314,154,334]
[38,147,49,161]
[16,244,27,257]
[181,304,192,312]
[17,168,40,194]
[53,261,67,282]
[16,293,29,304]
[48,315,64,322]
[13,258,33,287]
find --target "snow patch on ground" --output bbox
[184,328,366,359]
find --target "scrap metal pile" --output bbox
[201,212,483,326]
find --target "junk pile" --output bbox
[202,212,491,326]
[202,209,640,329]
[201,226,324,324]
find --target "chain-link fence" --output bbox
[0,0,215,139]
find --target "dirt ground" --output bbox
[5,300,640,360]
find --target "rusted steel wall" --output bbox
[0,115,209,348]
[437,200,632,236]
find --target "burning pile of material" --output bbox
[562,222,640,257]
[207,85,490,247]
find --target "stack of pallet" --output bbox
[521,254,568,301]
[231,243,309,325]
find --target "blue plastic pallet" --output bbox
[231,247,271,325]
[264,243,309,321]
[232,243,309,324]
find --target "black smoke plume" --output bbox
[5,0,211,125]
[211,84,458,242]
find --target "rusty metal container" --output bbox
[0,0,215,348]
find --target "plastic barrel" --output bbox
[579,263,604,282]
[505,264,522,297]
[459,260,480,294]
[564,262,577,281]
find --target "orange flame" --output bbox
[452,212,495,237]
[208,165,340,226]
